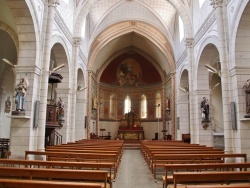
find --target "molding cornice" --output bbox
[194,12,216,45]
[194,89,210,96]
[229,66,250,77]
[55,88,71,94]
[14,65,42,76]
[176,50,187,69]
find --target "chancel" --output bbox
[117,110,144,140]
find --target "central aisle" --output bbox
[113,149,162,188]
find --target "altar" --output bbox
[117,111,144,140]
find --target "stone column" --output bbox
[70,37,82,142]
[185,38,194,142]
[87,70,93,139]
[162,85,166,139]
[96,83,100,135]
[210,0,232,152]
[170,72,176,140]
[10,66,41,158]
[37,0,60,151]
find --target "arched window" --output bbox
[110,94,117,119]
[155,93,161,118]
[141,95,147,118]
[179,15,184,42]
[199,0,206,8]
[63,0,69,4]
[81,19,86,38]
[124,95,131,114]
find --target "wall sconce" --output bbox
[77,85,87,92]
[49,63,65,75]
[205,63,221,77]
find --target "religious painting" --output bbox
[116,58,142,86]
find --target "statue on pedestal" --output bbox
[12,77,29,115]
[57,97,65,126]
[201,97,210,121]
[243,79,250,118]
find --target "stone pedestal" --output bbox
[11,111,25,116]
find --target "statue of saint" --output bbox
[201,97,209,121]
[243,79,250,116]
[57,97,65,126]
[13,77,29,111]
[4,96,11,113]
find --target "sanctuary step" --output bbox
[123,140,141,149]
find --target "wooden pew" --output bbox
[162,163,250,188]
[173,171,250,188]
[0,158,114,184]
[0,167,109,188]
[25,151,119,179]
[152,153,247,180]
[0,179,102,188]
[186,185,250,188]
[146,150,224,168]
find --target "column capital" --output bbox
[169,71,176,77]
[73,37,82,46]
[185,38,194,48]
[48,0,61,7]
[210,0,223,9]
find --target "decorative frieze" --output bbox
[176,50,187,68]
[194,12,216,45]
[54,12,73,44]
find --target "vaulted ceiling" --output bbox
[75,0,192,84]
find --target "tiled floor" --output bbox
[113,149,162,188]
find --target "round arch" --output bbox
[230,0,249,68]
[88,21,176,72]
[195,36,219,87]
[6,0,38,66]
[178,62,189,87]
[50,35,71,88]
